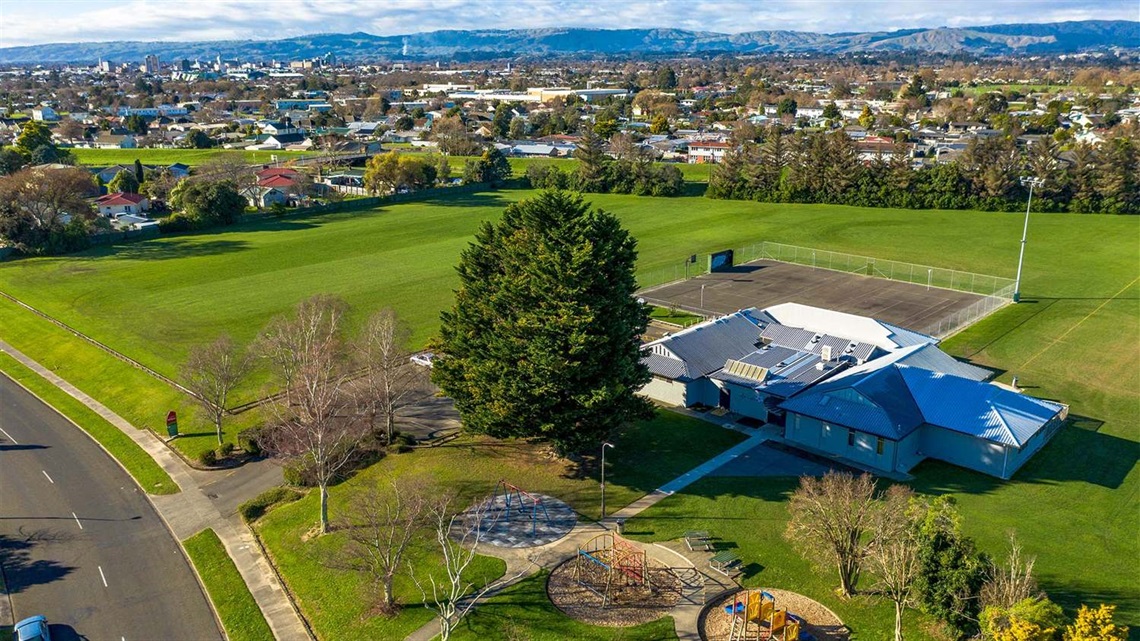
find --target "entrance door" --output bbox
[719,387,731,410]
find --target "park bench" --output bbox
[709,550,742,576]
[683,530,714,552]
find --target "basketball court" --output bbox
[640,258,986,333]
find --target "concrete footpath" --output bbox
[0,340,311,641]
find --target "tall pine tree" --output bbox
[432,191,653,454]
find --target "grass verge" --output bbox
[0,351,177,495]
[183,529,275,641]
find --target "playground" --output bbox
[701,588,849,641]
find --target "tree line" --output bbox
[708,126,1139,214]
[786,471,1128,641]
[525,129,685,197]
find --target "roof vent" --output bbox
[815,361,826,370]
[811,334,822,343]
[821,345,833,361]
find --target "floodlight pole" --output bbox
[600,441,614,521]
[700,284,706,310]
[1014,177,1044,303]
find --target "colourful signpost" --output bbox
[165,410,179,438]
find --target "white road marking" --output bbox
[98,565,108,587]
[72,512,83,530]
[42,470,54,483]
[0,426,18,444]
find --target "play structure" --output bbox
[455,480,577,549]
[574,532,652,607]
[724,590,803,641]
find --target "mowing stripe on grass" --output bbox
[0,351,178,495]
[183,529,274,641]
[1020,275,1140,368]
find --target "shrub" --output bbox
[197,449,218,466]
[282,462,316,487]
[237,428,262,457]
[217,442,235,457]
[238,487,302,522]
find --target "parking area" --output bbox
[640,259,985,333]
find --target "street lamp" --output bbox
[600,441,615,520]
[1014,177,1045,303]
[700,284,706,310]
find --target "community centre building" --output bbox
[640,303,1066,479]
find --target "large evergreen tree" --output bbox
[432,191,653,454]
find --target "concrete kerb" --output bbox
[0,340,312,641]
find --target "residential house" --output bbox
[92,133,137,149]
[687,141,731,164]
[94,192,149,217]
[32,106,60,121]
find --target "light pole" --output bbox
[1014,177,1044,303]
[700,284,706,310]
[600,441,614,521]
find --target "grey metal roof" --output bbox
[710,345,848,399]
[758,323,878,362]
[645,311,763,378]
[898,366,1064,447]
[642,352,693,380]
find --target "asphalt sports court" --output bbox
[640,259,985,333]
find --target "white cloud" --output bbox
[0,0,1134,47]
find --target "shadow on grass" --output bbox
[86,238,252,262]
[0,531,77,594]
[416,192,511,209]
[911,417,1136,495]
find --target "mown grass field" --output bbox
[253,411,741,641]
[70,148,312,167]
[183,529,275,641]
[0,188,1135,636]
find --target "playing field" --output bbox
[0,188,1136,632]
[641,258,988,333]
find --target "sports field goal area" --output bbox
[638,241,1015,338]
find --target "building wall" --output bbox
[918,427,1005,478]
[895,429,926,473]
[640,376,687,406]
[1001,413,1064,479]
[785,413,899,473]
[720,381,768,421]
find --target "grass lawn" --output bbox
[0,351,177,494]
[254,410,744,641]
[649,305,704,327]
[450,571,678,641]
[70,148,312,167]
[183,528,275,641]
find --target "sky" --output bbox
[0,0,1136,48]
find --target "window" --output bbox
[847,430,855,447]
[876,437,885,455]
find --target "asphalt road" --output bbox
[0,376,222,641]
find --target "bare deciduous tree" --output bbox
[181,334,251,446]
[0,166,97,228]
[980,532,1040,611]
[353,308,430,445]
[258,294,368,534]
[866,485,923,641]
[333,474,433,616]
[411,495,531,641]
[785,471,878,597]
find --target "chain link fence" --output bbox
[637,240,1015,339]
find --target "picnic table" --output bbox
[683,530,713,552]
[709,550,742,576]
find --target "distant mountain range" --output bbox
[0,21,1136,64]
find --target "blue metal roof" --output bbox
[897,366,1063,447]
[781,361,1063,447]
